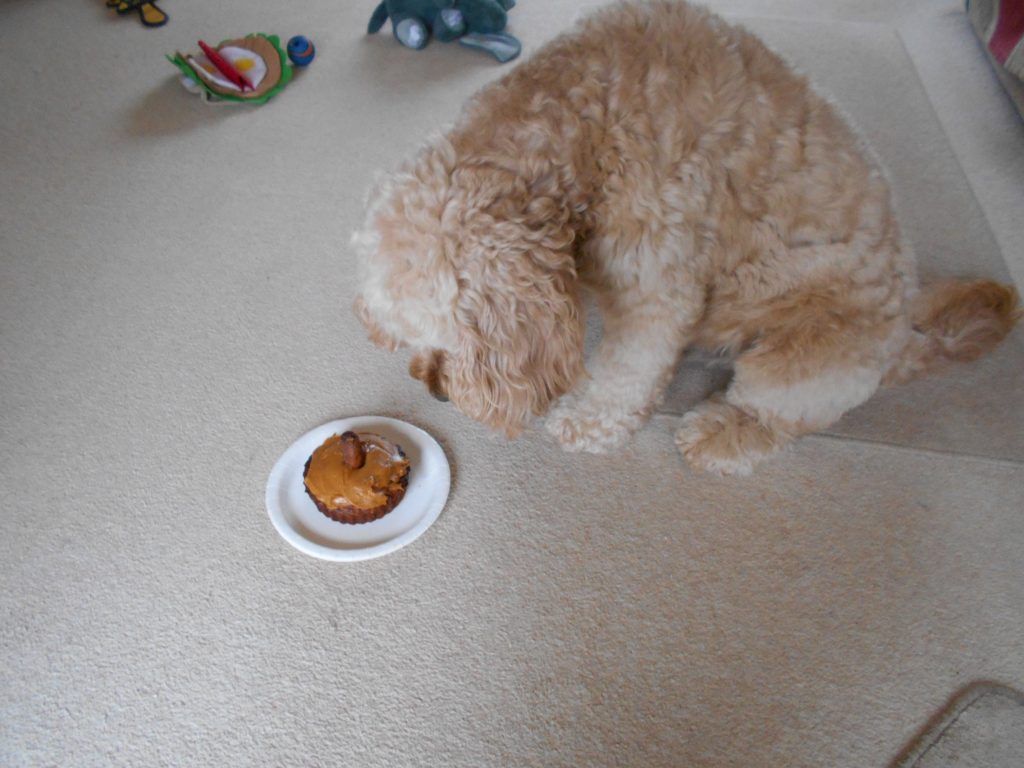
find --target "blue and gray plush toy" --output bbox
[368,0,521,62]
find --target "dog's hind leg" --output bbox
[675,296,896,474]
[546,287,702,452]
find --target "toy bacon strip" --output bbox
[197,40,252,91]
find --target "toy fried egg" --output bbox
[188,46,268,92]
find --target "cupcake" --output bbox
[303,431,411,524]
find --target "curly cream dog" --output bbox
[353,0,1019,475]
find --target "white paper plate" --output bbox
[266,417,450,561]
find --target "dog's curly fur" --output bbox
[353,0,1020,474]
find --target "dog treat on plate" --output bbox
[303,431,410,524]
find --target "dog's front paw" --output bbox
[545,400,639,453]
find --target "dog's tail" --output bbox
[884,279,1021,385]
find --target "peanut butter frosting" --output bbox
[304,433,410,510]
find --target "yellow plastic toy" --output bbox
[106,0,168,28]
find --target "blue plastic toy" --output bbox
[287,35,316,66]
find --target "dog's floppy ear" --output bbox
[446,242,584,436]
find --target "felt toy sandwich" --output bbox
[167,34,294,105]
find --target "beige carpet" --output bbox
[2,1,1023,766]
